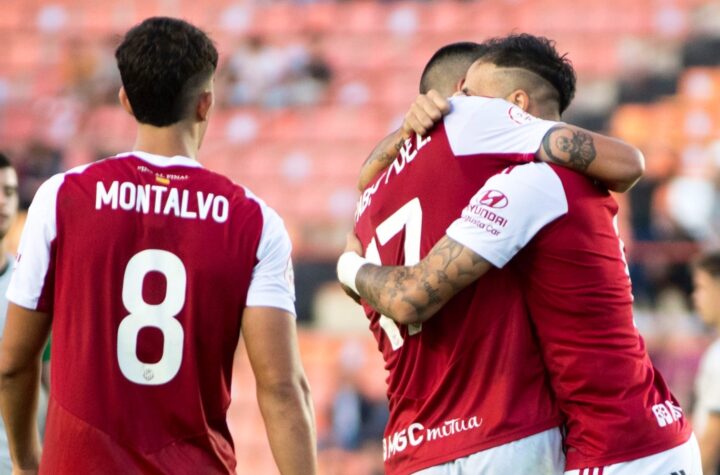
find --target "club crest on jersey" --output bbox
[478,190,508,209]
[508,106,537,125]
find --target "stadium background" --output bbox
[2,0,720,472]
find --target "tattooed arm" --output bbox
[537,125,644,192]
[353,236,492,325]
[357,129,406,191]
[358,91,451,190]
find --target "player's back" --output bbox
[512,164,692,469]
[34,152,272,473]
[354,96,560,474]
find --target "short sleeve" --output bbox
[444,96,561,157]
[245,205,296,316]
[446,162,568,268]
[7,174,65,311]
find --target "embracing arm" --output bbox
[0,303,52,473]
[358,91,451,190]
[537,125,644,192]
[357,129,406,191]
[340,236,491,325]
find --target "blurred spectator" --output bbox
[13,142,63,210]
[330,341,388,452]
[60,36,121,106]
[691,252,720,475]
[221,34,331,108]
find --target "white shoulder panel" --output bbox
[244,189,297,316]
[446,162,568,268]
[444,96,561,157]
[7,173,67,310]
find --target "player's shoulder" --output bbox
[547,163,611,198]
[700,339,720,374]
[444,96,558,157]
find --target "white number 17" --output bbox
[365,198,423,351]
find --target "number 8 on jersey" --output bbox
[117,249,186,385]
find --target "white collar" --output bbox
[115,151,203,169]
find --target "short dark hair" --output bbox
[115,17,218,127]
[0,153,12,169]
[694,252,720,279]
[479,34,576,114]
[419,42,487,95]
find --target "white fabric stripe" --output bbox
[115,151,203,168]
[243,187,296,316]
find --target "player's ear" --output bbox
[118,87,134,117]
[454,77,466,94]
[196,91,213,122]
[507,89,530,112]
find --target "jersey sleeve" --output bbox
[700,342,720,413]
[446,162,568,268]
[245,205,297,316]
[7,174,65,311]
[444,96,561,157]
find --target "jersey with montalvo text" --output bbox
[7,151,296,474]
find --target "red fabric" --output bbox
[40,155,265,472]
[513,165,692,469]
[354,127,559,475]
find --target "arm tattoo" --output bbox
[542,126,596,171]
[363,135,404,169]
[355,236,490,324]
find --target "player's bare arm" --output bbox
[0,303,51,473]
[242,306,318,475]
[699,412,720,474]
[339,234,491,324]
[358,91,450,190]
[538,125,644,192]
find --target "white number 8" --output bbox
[117,249,186,385]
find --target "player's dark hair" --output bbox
[419,42,487,95]
[694,252,720,279]
[0,153,12,169]
[479,34,576,114]
[115,17,218,127]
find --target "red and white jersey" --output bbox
[447,162,692,469]
[355,96,561,475]
[8,151,295,474]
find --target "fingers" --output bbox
[426,89,451,114]
[344,232,364,256]
[401,92,451,137]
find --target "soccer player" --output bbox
[692,252,720,475]
[338,35,700,474]
[0,18,317,474]
[339,36,646,475]
[0,153,43,473]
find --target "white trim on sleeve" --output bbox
[446,162,568,268]
[7,173,66,310]
[444,96,561,157]
[245,190,296,316]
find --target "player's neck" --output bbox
[132,123,200,160]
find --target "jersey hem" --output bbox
[385,419,560,475]
[564,430,693,470]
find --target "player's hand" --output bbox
[343,232,364,256]
[400,90,451,138]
